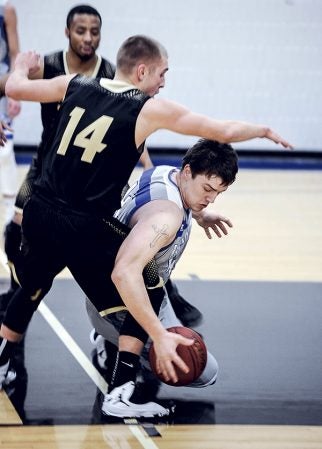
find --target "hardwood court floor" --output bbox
[0,163,321,448]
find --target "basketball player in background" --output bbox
[0,35,292,418]
[0,4,203,332]
[0,1,21,226]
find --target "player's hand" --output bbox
[195,211,233,239]
[14,51,41,76]
[7,98,21,119]
[152,330,194,384]
[264,128,293,150]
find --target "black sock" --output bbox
[0,337,16,366]
[109,351,140,391]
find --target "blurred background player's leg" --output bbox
[0,113,19,321]
[0,117,17,226]
[165,278,203,327]
[0,157,37,318]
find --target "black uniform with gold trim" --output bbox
[35,75,147,217]
[4,52,115,291]
[40,51,115,158]
[15,51,115,211]
[3,76,150,334]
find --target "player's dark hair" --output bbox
[66,4,102,29]
[181,139,238,186]
[116,35,168,75]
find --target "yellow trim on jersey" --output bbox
[63,51,68,74]
[90,54,102,78]
[31,289,42,301]
[7,261,21,288]
[146,276,165,289]
[99,78,137,93]
[63,51,102,78]
[99,305,127,317]
[8,261,42,301]
[14,205,23,215]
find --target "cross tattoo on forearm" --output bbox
[150,224,169,248]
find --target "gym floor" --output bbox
[2,276,321,426]
[0,160,322,447]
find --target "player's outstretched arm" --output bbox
[5,51,74,103]
[138,98,293,150]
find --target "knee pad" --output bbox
[4,221,22,263]
[188,351,219,388]
[2,287,47,334]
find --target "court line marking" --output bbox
[0,248,107,393]
[0,248,160,449]
[38,301,108,393]
[129,425,160,448]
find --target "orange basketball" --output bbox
[148,326,207,386]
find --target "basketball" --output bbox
[148,326,207,386]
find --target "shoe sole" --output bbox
[102,409,169,418]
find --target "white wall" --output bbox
[10,0,322,151]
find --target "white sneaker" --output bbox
[102,381,170,418]
[0,361,16,389]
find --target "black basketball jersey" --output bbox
[35,75,150,217]
[40,51,115,151]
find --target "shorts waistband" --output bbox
[33,191,111,220]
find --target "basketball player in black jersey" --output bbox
[0,4,203,330]
[0,35,292,416]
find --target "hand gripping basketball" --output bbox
[149,326,207,386]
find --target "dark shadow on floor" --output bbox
[1,278,321,425]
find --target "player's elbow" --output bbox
[5,79,20,100]
[5,76,29,101]
[111,265,122,288]
[111,261,128,290]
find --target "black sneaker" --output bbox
[165,279,203,327]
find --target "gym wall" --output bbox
[11,0,322,152]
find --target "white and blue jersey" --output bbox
[90,165,219,386]
[114,165,192,283]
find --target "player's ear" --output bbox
[183,164,192,179]
[65,27,70,39]
[137,63,146,81]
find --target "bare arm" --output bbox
[0,57,44,97]
[5,51,74,103]
[111,200,193,383]
[0,74,9,96]
[136,98,293,150]
[139,144,154,170]
[4,3,19,67]
[3,3,21,118]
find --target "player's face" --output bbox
[66,13,101,61]
[180,167,228,212]
[140,57,168,96]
